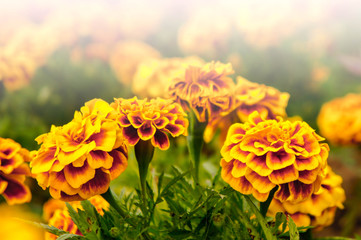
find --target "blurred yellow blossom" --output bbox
[317,93,361,145]
[132,56,205,98]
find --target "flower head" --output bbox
[111,97,188,150]
[205,77,289,143]
[317,93,361,145]
[31,99,128,201]
[0,138,32,205]
[132,56,204,98]
[44,195,109,240]
[168,61,235,122]
[220,112,328,203]
[268,166,345,231]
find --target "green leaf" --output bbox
[56,233,84,240]
[288,216,299,240]
[243,195,277,240]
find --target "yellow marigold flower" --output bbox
[168,61,235,123]
[267,166,345,231]
[31,99,128,201]
[132,56,205,98]
[0,138,32,205]
[44,195,109,240]
[109,41,161,86]
[204,77,289,143]
[111,97,188,150]
[317,93,361,145]
[220,112,328,203]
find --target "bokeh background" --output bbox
[1,0,361,238]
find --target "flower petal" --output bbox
[138,121,156,140]
[269,164,299,184]
[79,170,110,199]
[245,169,276,194]
[107,149,128,180]
[1,177,31,205]
[231,160,247,178]
[122,126,140,145]
[87,151,113,169]
[288,180,314,203]
[246,153,272,176]
[164,124,184,137]
[64,161,96,189]
[266,151,295,170]
[151,130,170,150]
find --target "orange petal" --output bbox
[64,161,96,189]
[108,149,128,180]
[245,169,276,194]
[151,130,170,150]
[288,180,314,203]
[138,121,156,140]
[128,113,144,128]
[269,164,299,184]
[123,126,140,145]
[266,151,295,170]
[294,155,319,171]
[298,168,320,184]
[48,171,79,196]
[231,160,247,178]
[164,124,184,137]
[275,183,291,202]
[246,153,272,176]
[154,117,169,129]
[31,148,57,174]
[79,170,110,199]
[230,145,249,163]
[1,177,31,205]
[87,151,113,169]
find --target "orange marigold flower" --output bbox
[168,61,235,123]
[132,56,205,98]
[268,166,345,231]
[44,195,109,240]
[111,97,188,150]
[45,209,81,240]
[31,99,128,201]
[220,112,328,203]
[205,77,289,143]
[317,93,361,145]
[0,138,32,205]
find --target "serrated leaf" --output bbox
[288,216,299,240]
[243,195,277,240]
[56,233,84,240]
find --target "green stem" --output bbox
[134,140,155,217]
[187,110,207,183]
[260,187,277,217]
[101,188,129,221]
[300,228,312,240]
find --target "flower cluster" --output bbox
[267,166,345,231]
[31,99,128,201]
[205,76,290,143]
[317,93,361,145]
[44,195,109,240]
[168,61,234,123]
[220,112,328,203]
[0,138,32,205]
[111,97,188,150]
[132,56,204,98]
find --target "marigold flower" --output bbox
[31,99,128,201]
[220,112,328,203]
[205,77,289,143]
[168,61,235,123]
[109,41,161,86]
[111,97,188,150]
[268,166,345,231]
[0,138,32,205]
[44,195,109,240]
[317,93,361,145]
[132,56,205,98]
